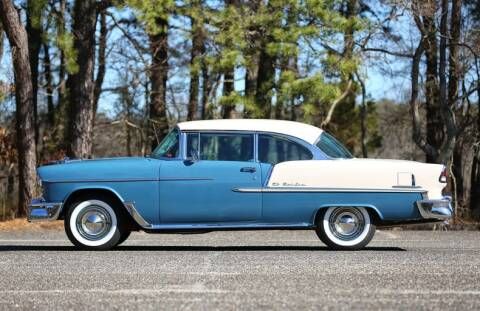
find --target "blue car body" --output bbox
[34,152,432,230]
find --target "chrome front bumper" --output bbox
[27,198,63,222]
[416,197,453,221]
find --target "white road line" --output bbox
[377,231,399,239]
[0,287,228,295]
[378,289,480,296]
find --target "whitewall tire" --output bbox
[65,197,128,250]
[315,206,375,250]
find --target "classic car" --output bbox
[28,119,452,250]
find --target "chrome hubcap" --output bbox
[76,206,112,240]
[329,208,365,241]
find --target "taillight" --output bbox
[439,166,448,183]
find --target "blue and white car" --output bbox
[28,119,452,250]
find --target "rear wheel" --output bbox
[65,196,129,250]
[315,206,375,250]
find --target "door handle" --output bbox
[240,167,256,173]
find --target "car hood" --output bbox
[37,157,161,182]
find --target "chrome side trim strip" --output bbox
[146,222,312,230]
[43,178,159,183]
[159,177,213,181]
[123,202,152,228]
[42,177,213,183]
[232,187,428,193]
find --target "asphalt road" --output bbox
[0,229,479,310]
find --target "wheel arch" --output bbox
[313,204,383,226]
[58,186,136,229]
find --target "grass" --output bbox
[0,218,63,231]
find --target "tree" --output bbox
[148,16,169,149]
[66,0,107,158]
[187,0,205,121]
[410,0,457,165]
[220,0,239,119]
[0,0,37,216]
[127,0,173,149]
[26,0,46,146]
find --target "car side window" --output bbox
[258,134,312,165]
[187,132,254,162]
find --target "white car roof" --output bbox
[177,119,323,144]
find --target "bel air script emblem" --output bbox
[272,182,306,187]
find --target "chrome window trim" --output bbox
[181,130,256,162]
[180,129,325,162]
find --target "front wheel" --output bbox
[65,197,128,250]
[315,206,376,250]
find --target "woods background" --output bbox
[0,0,479,223]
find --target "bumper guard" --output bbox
[27,198,63,222]
[416,197,453,221]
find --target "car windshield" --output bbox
[151,128,179,158]
[316,132,353,159]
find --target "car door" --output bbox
[159,131,262,224]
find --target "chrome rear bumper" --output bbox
[416,197,453,221]
[27,198,63,222]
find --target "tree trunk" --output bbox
[66,0,97,159]
[470,51,480,219]
[93,10,107,119]
[255,38,275,119]
[437,0,456,165]
[356,72,368,158]
[422,12,443,162]
[0,22,3,68]
[26,0,44,147]
[200,57,211,119]
[0,0,38,216]
[411,0,455,165]
[125,91,133,157]
[449,0,463,209]
[57,0,68,150]
[222,69,235,118]
[448,0,462,108]
[471,94,480,218]
[187,8,203,121]
[148,17,169,150]
[43,43,55,128]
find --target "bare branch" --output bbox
[321,79,353,128]
[361,47,414,58]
